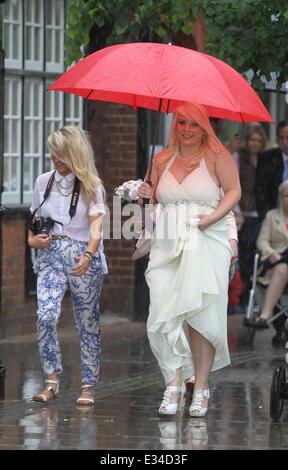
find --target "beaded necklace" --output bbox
[55,180,73,197]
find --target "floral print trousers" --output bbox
[35,238,103,386]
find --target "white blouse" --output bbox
[30,170,108,274]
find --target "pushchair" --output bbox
[270,329,288,421]
[242,252,288,420]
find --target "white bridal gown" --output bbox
[145,153,232,385]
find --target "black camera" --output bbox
[30,215,55,235]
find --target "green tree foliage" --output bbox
[66,0,288,89]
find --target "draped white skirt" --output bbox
[145,203,232,385]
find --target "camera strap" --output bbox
[31,171,56,220]
[31,171,81,226]
[69,177,80,218]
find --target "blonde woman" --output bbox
[138,102,241,417]
[28,126,107,407]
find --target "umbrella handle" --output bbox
[142,180,152,207]
[142,99,162,207]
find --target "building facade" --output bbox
[0,0,138,337]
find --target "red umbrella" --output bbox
[49,42,273,123]
[49,42,273,194]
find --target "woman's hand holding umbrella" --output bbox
[138,182,153,201]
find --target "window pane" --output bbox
[11,158,18,191]
[4,120,10,154]
[3,24,11,57]
[11,121,19,154]
[54,94,60,117]
[45,157,52,173]
[34,83,41,116]
[12,25,20,60]
[65,95,71,117]
[12,82,19,116]
[25,27,32,61]
[24,121,31,154]
[74,97,79,116]
[33,158,40,184]
[13,1,20,19]
[65,95,82,126]
[3,158,9,191]
[46,30,52,62]
[23,158,31,191]
[26,0,33,22]
[46,90,51,117]
[35,0,41,23]
[24,82,31,116]
[4,82,10,116]
[55,31,61,63]
[34,28,40,61]
[4,1,9,17]
[46,3,52,25]
[34,121,41,154]
[55,1,62,26]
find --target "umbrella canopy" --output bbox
[49,42,273,123]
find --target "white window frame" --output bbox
[23,79,43,204]
[46,0,64,73]
[25,0,44,71]
[45,80,64,171]
[2,0,84,206]
[3,0,23,70]
[3,77,22,204]
[64,93,83,127]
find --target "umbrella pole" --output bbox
[143,98,163,206]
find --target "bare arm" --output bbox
[198,153,241,231]
[27,229,52,249]
[212,153,241,223]
[138,158,161,204]
[73,214,103,276]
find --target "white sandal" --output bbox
[189,388,210,418]
[76,385,96,407]
[159,383,186,415]
[32,379,60,402]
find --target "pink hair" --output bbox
[156,102,231,169]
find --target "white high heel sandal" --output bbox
[189,388,210,418]
[159,383,186,415]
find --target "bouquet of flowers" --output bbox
[114,179,143,203]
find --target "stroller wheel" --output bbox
[270,365,286,421]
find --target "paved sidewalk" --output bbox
[0,313,287,450]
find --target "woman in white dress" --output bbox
[138,102,241,417]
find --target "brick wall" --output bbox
[2,213,26,313]
[87,101,138,317]
[0,210,35,337]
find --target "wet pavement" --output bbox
[0,313,288,450]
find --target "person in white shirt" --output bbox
[28,126,107,407]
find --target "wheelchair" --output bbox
[243,253,288,346]
[242,252,288,420]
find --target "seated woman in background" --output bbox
[245,181,288,329]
